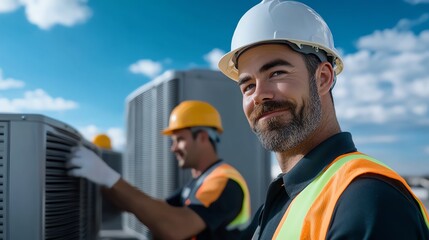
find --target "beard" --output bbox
[250,77,322,152]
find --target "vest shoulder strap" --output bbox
[185,162,252,230]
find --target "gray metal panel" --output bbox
[0,113,81,138]
[0,122,8,239]
[101,149,124,230]
[0,113,100,240]
[8,121,45,239]
[124,75,180,238]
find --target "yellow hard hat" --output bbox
[162,100,223,135]
[92,134,112,150]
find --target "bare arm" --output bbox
[67,147,205,239]
[103,178,206,240]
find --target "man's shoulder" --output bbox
[207,162,242,178]
[340,174,416,208]
[328,174,428,239]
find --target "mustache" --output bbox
[250,100,296,123]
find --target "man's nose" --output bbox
[252,81,274,105]
[170,141,178,152]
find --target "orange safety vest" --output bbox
[273,152,429,239]
[184,162,251,231]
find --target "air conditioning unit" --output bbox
[0,113,101,240]
[124,69,271,238]
[100,149,124,231]
[98,148,141,240]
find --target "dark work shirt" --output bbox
[166,160,245,240]
[245,132,429,240]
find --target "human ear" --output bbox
[316,62,334,96]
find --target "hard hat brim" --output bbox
[218,39,344,82]
[162,125,224,136]
[162,127,175,136]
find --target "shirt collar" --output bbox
[281,132,357,198]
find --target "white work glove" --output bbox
[67,145,120,188]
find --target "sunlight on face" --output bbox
[237,44,322,151]
[170,129,198,168]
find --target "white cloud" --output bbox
[129,59,163,78]
[0,79,24,90]
[404,0,429,5]
[356,29,429,52]
[0,0,20,12]
[334,26,429,125]
[0,69,25,90]
[78,124,99,140]
[395,13,429,30]
[0,88,78,112]
[0,0,91,30]
[410,77,429,98]
[424,146,429,155]
[107,127,125,151]
[78,125,125,151]
[204,48,225,70]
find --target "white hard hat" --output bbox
[218,0,344,81]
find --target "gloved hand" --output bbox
[67,145,120,188]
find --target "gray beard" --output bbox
[253,78,322,152]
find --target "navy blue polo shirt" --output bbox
[242,132,429,239]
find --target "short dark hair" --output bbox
[190,127,218,153]
[302,53,334,102]
[302,53,321,77]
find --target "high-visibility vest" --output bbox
[273,152,429,240]
[183,161,251,231]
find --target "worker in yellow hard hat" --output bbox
[92,133,112,150]
[67,100,251,240]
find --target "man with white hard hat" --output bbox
[218,0,429,239]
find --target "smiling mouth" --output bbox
[174,151,184,159]
[251,100,296,125]
[256,108,290,122]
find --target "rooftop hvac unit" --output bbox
[98,149,141,240]
[0,113,101,240]
[100,149,124,231]
[124,69,271,238]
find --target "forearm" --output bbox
[103,178,206,240]
[102,179,149,213]
[66,147,205,238]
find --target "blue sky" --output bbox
[0,0,428,175]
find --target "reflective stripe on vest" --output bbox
[273,152,429,240]
[185,162,251,231]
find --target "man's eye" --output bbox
[242,84,255,94]
[271,71,286,78]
